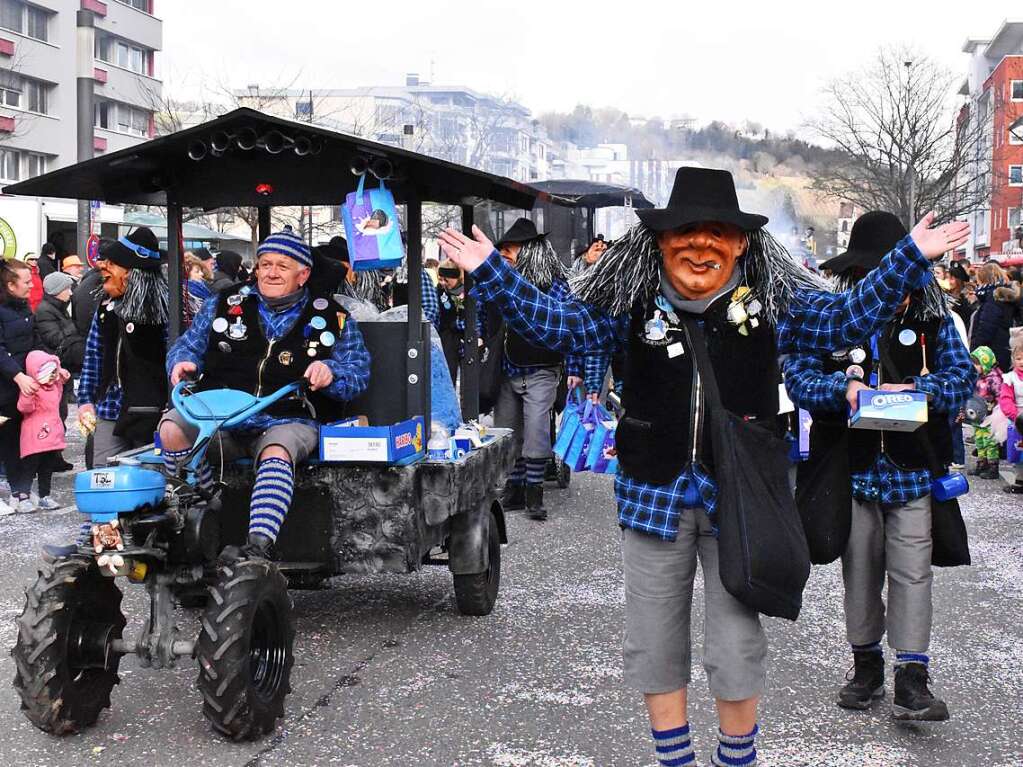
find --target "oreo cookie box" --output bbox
[849,390,927,432]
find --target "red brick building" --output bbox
[959,22,1023,261]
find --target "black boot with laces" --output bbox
[837,650,885,710]
[892,662,949,721]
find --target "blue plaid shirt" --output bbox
[78,307,168,421]
[784,313,973,504]
[418,270,440,330]
[166,290,370,431]
[498,279,585,380]
[471,234,935,540]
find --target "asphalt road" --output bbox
[0,432,1020,766]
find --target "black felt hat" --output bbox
[819,211,907,275]
[948,260,970,283]
[98,227,164,272]
[496,217,546,247]
[636,167,768,232]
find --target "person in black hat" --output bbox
[489,217,589,520]
[438,167,970,767]
[785,210,973,722]
[944,260,974,328]
[76,226,170,469]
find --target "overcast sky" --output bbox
[160,0,1013,133]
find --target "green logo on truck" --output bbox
[0,216,16,259]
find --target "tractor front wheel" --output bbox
[12,557,126,734]
[196,558,294,740]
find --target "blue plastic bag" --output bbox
[342,174,404,272]
[565,401,610,472]
[553,389,584,460]
[586,411,619,474]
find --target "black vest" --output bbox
[615,292,780,485]
[437,287,461,334]
[198,290,350,423]
[845,316,952,472]
[95,301,168,441]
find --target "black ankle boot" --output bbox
[837,651,885,710]
[892,663,949,721]
[970,458,988,477]
[218,533,275,564]
[525,484,547,521]
[502,482,525,511]
[979,460,1000,480]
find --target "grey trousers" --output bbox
[842,495,933,653]
[494,367,560,460]
[622,512,768,700]
[92,418,147,467]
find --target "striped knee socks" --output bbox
[712,724,758,767]
[249,457,294,544]
[508,457,526,484]
[162,448,214,495]
[652,723,695,766]
[525,457,547,485]
[895,652,929,668]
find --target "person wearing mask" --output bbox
[439,168,969,767]
[61,255,86,282]
[785,211,973,723]
[969,262,1018,372]
[76,227,170,467]
[0,260,39,516]
[159,229,371,561]
[37,242,59,279]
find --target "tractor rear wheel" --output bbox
[196,558,294,740]
[12,557,126,734]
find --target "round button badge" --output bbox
[850,347,866,364]
[319,331,335,347]
[313,298,328,311]
[898,329,917,346]
[310,316,327,330]
[212,317,229,334]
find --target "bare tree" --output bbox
[809,47,993,227]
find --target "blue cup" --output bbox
[931,472,968,502]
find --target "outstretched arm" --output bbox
[440,226,627,355]
[779,213,969,354]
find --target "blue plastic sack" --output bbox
[565,400,609,472]
[342,175,404,272]
[553,389,584,460]
[586,410,619,474]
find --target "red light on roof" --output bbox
[255,183,273,196]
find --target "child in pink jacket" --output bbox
[16,350,69,512]
[999,342,1023,494]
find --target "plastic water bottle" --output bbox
[428,423,450,461]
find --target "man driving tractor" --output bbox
[160,229,371,561]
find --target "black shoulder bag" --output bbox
[684,317,811,620]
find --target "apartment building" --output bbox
[0,0,161,254]
[958,19,1023,260]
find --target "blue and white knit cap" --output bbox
[256,228,312,269]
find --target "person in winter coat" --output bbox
[998,339,1023,493]
[24,253,44,311]
[209,250,244,293]
[969,262,1019,371]
[969,345,1004,480]
[37,242,59,279]
[0,259,40,516]
[17,351,68,512]
[35,272,85,424]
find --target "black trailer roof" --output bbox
[2,107,542,210]
[530,179,655,210]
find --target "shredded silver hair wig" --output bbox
[514,237,566,292]
[569,224,827,320]
[114,268,168,325]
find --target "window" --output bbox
[24,78,45,113]
[0,148,20,181]
[25,152,45,178]
[94,100,110,129]
[95,100,148,136]
[96,33,147,74]
[0,1,47,41]
[0,70,20,108]
[1010,165,1023,186]
[116,0,149,10]
[1009,208,1021,229]
[294,101,312,117]
[1011,124,1023,145]
[24,3,44,41]
[1012,80,1023,101]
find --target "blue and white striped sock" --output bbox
[712,724,758,767]
[508,457,526,484]
[164,448,214,495]
[195,459,214,494]
[162,447,189,476]
[77,522,92,545]
[895,651,929,668]
[652,723,695,766]
[525,457,547,485]
[249,457,293,544]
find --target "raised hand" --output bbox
[910,212,971,261]
[437,225,495,274]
